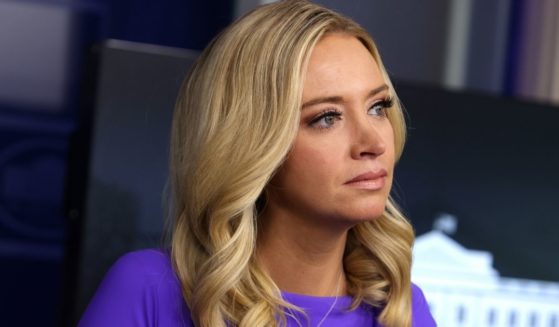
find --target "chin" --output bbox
[346,198,387,220]
[344,206,386,223]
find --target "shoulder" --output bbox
[411,283,437,327]
[107,249,176,282]
[78,249,193,327]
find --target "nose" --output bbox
[349,115,387,159]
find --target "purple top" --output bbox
[79,249,436,326]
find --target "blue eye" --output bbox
[368,97,394,117]
[309,110,342,129]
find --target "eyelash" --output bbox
[308,97,394,130]
[369,97,394,117]
[309,109,343,129]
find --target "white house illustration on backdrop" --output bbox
[412,229,559,327]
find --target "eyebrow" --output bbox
[302,84,389,110]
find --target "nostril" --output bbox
[357,132,387,158]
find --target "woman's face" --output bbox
[267,33,395,226]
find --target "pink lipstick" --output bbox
[344,170,387,190]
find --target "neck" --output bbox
[257,205,349,297]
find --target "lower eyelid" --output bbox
[311,111,341,121]
[308,113,342,129]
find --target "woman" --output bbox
[79,1,436,326]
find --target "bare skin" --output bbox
[257,206,348,296]
[258,33,395,297]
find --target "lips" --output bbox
[344,170,387,190]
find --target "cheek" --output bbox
[293,144,327,166]
[285,136,344,181]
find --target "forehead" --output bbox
[303,33,384,99]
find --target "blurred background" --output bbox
[0,0,557,326]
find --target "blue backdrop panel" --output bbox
[0,113,73,327]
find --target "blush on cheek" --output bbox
[291,144,330,166]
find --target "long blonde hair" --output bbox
[169,1,414,326]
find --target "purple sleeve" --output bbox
[411,283,437,327]
[78,249,193,327]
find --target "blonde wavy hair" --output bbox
[168,1,414,326]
